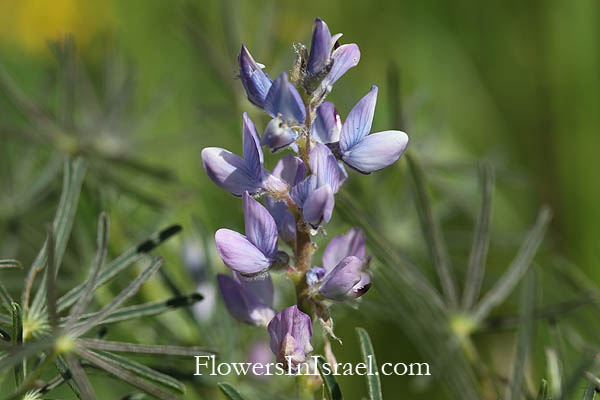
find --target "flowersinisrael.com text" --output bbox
[194,355,431,377]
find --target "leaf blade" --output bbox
[356,328,382,400]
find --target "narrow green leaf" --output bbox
[0,313,11,326]
[473,206,552,324]
[356,328,382,400]
[57,225,182,313]
[317,355,342,400]
[462,162,494,310]
[11,302,24,386]
[406,152,458,307]
[0,282,13,314]
[45,225,58,330]
[69,293,203,327]
[67,213,110,327]
[535,379,548,400]
[77,338,214,357]
[582,381,596,400]
[65,354,96,400]
[218,382,246,400]
[0,260,22,270]
[510,269,536,400]
[29,157,86,316]
[546,348,562,398]
[55,355,85,399]
[71,257,163,337]
[76,347,180,400]
[0,337,54,374]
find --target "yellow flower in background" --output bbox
[0,0,113,53]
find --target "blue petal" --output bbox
[264,195,296,242]
[239,45,272,107]
[319,256,363,300]
[307,18,332,76]
[201,147,263,196]
[243,192,278,259]
[215,229,272,274]
[310,143,341,192]
[342,130,409,173]
[261,117,297,152]
[312,102,341,143]
[263,72,306,123]
[322,43,360,88]
[272,154,303,185]
[339,85,378,152]
[243,113,264,174]
[302,184,334,226]
[322,228,366,271]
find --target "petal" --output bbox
[201,147,263,196]
[307,18,332,76]
[272,154,303,184]
[263,72,306,123]
[342,130,409,173]
[312,102,341,143]
[323,43,360,88]
[217,274,252,323]
[302,184,334,226]
[267,306,313,364]
[261,117,297,152]
[310,143,341,192]
[243,113,264,173]
[264,195,296,242]
[234,272,274,308]
[239,45,272,107]
[322,228,366,271]
[243,192,278,258]
[351,272,372,298]
[319,256,363,300]
[215,229,272,274]
[340,85,378,152]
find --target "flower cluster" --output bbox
[202,18,408,369]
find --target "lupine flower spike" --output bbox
[267,305,313,370]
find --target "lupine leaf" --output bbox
[76,347,180,400]
[45,225,58,330]
[55,355,85,399]
[473,206,552,324]
[69,293,203,327]
[67,212,110,327]
[218,382,246,400]
[77,338,215,357]
[462,162,494,310]
[317,356,342,400]
[406,152,458,307]
[510,269,536,400]
[356,328,382,400]
[65,354,97,400]
[57,225,181,313]
[71,257,163,337]
[0,282,13,314]
[0,259,22,269]
[11,302,24,386]
[29,157,86,316]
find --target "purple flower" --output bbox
[264,72,306,123]
[312,101,342,144]
[201,113,287,196]
[239,45,272,108]
[264,155,300,242]
[261,117,298,152]
[306,18,360,92]
[307,228,371,300]
[215,192,281,275]
[335,86,409,174]
[217,272,275,326]
[267,306,313,369]
[290,143,343,227]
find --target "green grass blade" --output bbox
[69,293,203,327]
[535,379,548,400]
[57,225,182,313]
[0,260,22,270]
[67,213,110,327]
[462,162,494,310]
[76,338,214,357]
[356,328,382,400]
[473,206,552,324]
[317,355,342,400]
[406,152,458,307]
[71,257,163,337]
[510,269,536,400]
[77,347,181,400]
[218,382,246,400]
[11,303,24,386]
[582,381,596,400]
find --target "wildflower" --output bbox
[305,18,360,93]
[201,113,287,196]
[261,117,298,152]
[331,85,409,174]
[264,155,300,242]
[239,44,272,108]
[215,192,287,275]
[217,272,275,326]
[267,305,313,369]
[312,101,342,144]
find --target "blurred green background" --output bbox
[1,0,599,399]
